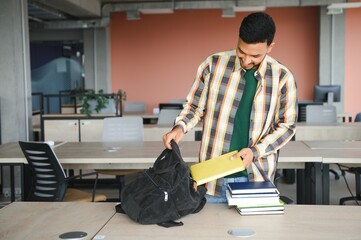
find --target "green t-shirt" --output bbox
[227,68,258,178]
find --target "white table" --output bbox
[0,202,116,240]
[295,122,361,141]
[0,141,322,203]
[95,203,361,240]
[304,140,361,204]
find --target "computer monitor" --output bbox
[158,103,183,110]
[314,85,341,104]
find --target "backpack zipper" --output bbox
[144,170,169,202]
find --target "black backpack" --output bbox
[117,140,207,227]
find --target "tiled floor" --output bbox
[0,168,360,207]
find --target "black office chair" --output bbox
[355,112,361,122]
[274,171,294,204]
[338,113,361,205]
[339,167,361,205]
[19,141,106,202]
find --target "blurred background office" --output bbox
[1,0,361,142]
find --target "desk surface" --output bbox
[0,202,116,240]
[295,122,361,141]
[302,140,361,164]
[2,202,361,240]
[96,203,361,240]
[0,141,320,169]
[304,140,361,150]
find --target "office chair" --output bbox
[95,116,144,201]
[338,112,361,205]
[274,170,294,204]
[18,141,106,202]
[339,167,361,205]
[355,112,361,122]
[305,105,341,179]
[157,109,181,127]
[124,101,146,114]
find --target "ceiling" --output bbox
[28,0,351,29]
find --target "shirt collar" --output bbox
[234,54,269,80]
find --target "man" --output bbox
[163,12,298,203]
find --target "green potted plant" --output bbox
[80,89,126,116]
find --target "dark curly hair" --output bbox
[239,12,276,45]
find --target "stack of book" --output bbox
[226,181,284,216]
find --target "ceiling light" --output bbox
[327,2,361,10]
[233,6,266,12]
[327,2,361,15]
[222,8,235,18]
[126,10,140,20]
[327,8,343,15]
[139,8,174,14]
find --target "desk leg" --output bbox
[314,163,323,204]
[322,163,330,205]
[10,165,15,202]
[304,163,313,204]
[296,169,305,204]
[20,164,24,201]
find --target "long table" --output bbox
[99,203,361,240]
[1,202,361,240]
[0,202,116,240]
[0,141,322,204]
[0,141,318,169]
[304,140,361,205]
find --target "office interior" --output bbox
[1,0,361,206]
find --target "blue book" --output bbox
[227,181,278,194]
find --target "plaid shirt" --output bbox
[175,50,298,195]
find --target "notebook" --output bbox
[190,151,245,185]
[227,181,278,195]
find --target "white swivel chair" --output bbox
[306,105,337,124]
[124,101,146,114]
[157,109,181,127]
[96,116,144,201]
[102,116,144,142]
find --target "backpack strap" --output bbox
[116,203,184,228]
[115,203,126,214]
[157,220,184,228]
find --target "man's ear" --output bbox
[267,42,275,54]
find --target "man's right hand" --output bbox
[162,126,185,149]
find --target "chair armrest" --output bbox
[67,171,99,182]
[66,171,100,202]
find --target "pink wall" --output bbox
[110,8,319,113]
[345,8,361,119]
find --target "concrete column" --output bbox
[83,27,111,92]
[319,6,345,113]
[0,0,32,143]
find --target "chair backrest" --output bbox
[355,112,361,122]
[157,109,181,127]
[102,116,144,142]
[124,101,146,114]
[306,105,337,123]
[18,141,67,201]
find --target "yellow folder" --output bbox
[190,151,245,185]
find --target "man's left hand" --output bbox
[231,148,254,168]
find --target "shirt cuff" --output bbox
[172,124,185,133]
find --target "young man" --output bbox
[163,12,298,203]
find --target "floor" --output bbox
[0,168,360,207]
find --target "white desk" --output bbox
[0,202,116,240]
[95,203,361,240]
[295,122,361,141]
[0,141,322,203]
[2,202,361,239]
[304,140,361,205]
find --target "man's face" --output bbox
[236,38,274,70]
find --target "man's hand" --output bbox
[231,148,254,168]
[162,127,185,149]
